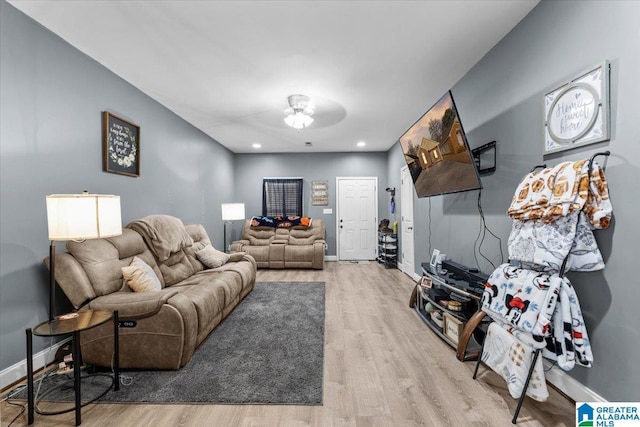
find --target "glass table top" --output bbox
[32,310,112,337]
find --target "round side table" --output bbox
[26,310,119,426]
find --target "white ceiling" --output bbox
[8,0,538,153]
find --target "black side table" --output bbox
[26,310,119,426]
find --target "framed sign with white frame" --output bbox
[543,61,610,155]
[429,249,440,273]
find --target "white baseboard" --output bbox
[1,338,70,391]
[325,255,337,262]
[394,262,421,281]
[543,359,606,402]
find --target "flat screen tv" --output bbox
[399,91,481,197]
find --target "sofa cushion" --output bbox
[184,223,211,273]
[243,245,271,264]
[122,256,162,293]
[284,245,315,262]
[158,250,196,287]
[245,226,276,246]
[67,229,164,296]
[288,223,324,245]
[196,245,229,268]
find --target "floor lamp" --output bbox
[221,203,245,253]
[46,192,122,320]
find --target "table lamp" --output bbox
[46,191,122,320]
[221,203,245,253]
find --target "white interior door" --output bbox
[337,177,377,261]
[401,167,416,277]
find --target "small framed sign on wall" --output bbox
[543,61,610,155]
[311,181,328,205]
[103,111,140,177]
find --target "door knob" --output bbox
[408,226,413,230]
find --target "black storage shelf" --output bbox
[377,232,397,269]
[413,267,487,361]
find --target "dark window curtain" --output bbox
[262,178,303,216]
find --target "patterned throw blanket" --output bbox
[481,323,549,402]
[507,160,612,229]
[250,216,312,228]
[482,263,593,371]
[507,160,612,273]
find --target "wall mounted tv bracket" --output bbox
[472,141,496,175]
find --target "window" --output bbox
[262,178,303,216]
[456,130,465,147]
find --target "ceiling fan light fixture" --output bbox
[284,94,314,130]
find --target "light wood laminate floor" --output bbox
[1,262,575,426]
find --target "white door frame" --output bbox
[336,177,378,261]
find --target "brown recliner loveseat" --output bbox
[230,219,325,269]
[45,215,256,370]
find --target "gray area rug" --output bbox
[19,281,325,405]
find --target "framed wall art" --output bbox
[311,180,328,205]
[543,61,610,155]
[103,111,140,177]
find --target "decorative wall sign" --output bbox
[311,181,328,205]
[543,61,610,155]
[103,111,140,177]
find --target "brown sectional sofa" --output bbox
[230,219,325,269]
[46,215,256,370]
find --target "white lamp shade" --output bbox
[221,203,245,221]
[46,193,122,241]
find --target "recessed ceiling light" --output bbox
[357,141,366,147]
[252,143,262,149]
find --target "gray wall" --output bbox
[388,0,640,401]
[0,2,236,369]
[233,152,390,256]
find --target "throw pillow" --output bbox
[122,256,162,293]
[196,245,230,268]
